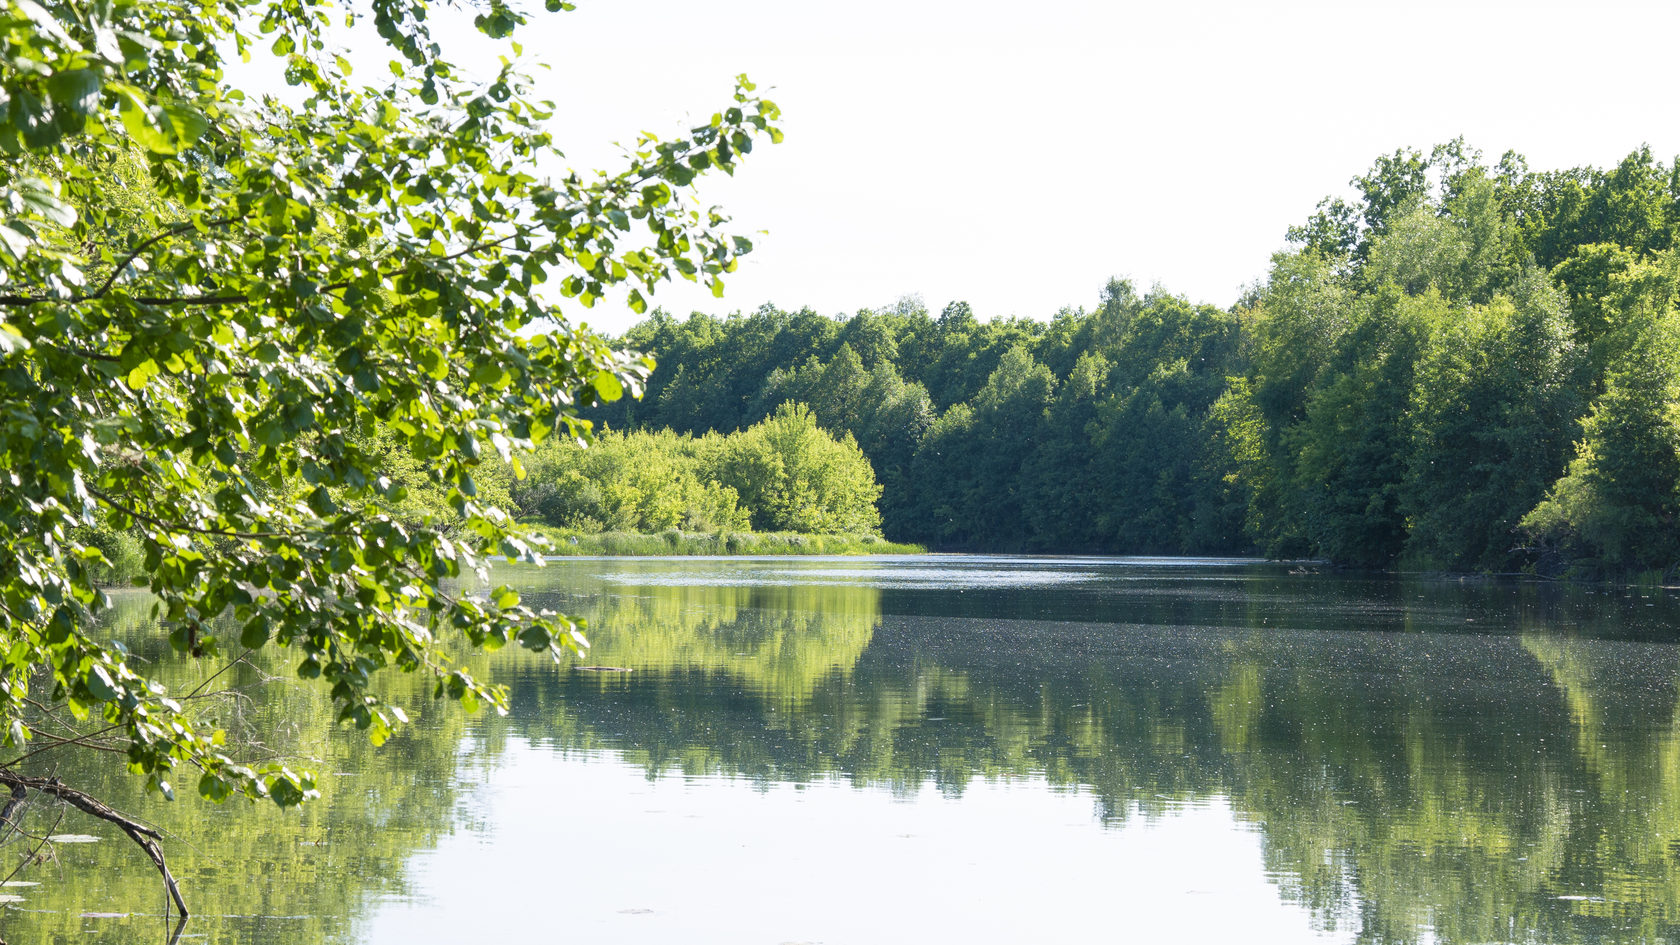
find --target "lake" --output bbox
[9,556,1680,944]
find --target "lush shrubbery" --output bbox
[509,403,884,538]
[592,141,1680,577]
[1521,274,1680,574]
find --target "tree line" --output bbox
[591,141,1680,576]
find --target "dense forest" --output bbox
[587,141,1680,577]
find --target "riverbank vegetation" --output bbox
[591,141,1680,579]
[511,404,883,536]
[504,405,922,555]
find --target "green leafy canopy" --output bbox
[0,0,780,807]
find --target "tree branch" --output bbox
[86,218,244,302]
[0,773,188,919]
[88,487,286,541]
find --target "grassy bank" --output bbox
[523,525,924,556]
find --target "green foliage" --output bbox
[0,0,781,810]
[513,428,749,534]
[1552,242,1638,358]
[907,346,1058,546]
[1283,289,1436,567]
[510,408,884,538]
[1223,141,1680,573]
[522,526,921,557]
[1401,274,1580,570]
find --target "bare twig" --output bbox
[0,783,25,843]
[184,648,255,700]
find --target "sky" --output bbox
[270,0,1680,334]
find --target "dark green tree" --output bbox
[1400,273,1580,570]
[1522,254,1680,573]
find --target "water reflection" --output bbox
[5,558,1680,944]
[0,592,480,944]
[496,559,1680,943]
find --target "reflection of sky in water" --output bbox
[586,554,1273,591]
[598,567,1103,588]
[358,743,1354,945]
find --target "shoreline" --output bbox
[524,527,925,557]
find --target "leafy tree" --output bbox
[807,343,871,432]
[1288,147,1430,265]
[1552,242,1639,356]
[1022,351,1110,550]
[908,346,1054,548]
[1214,251,1351,557]
[0,0,780,912]
[1522,256,1680,573]
[511,429,749,534]
[1286,289,1439,567]
[1400,273,1579,570]
[837,310,899,366]
[1082,292,1244,553]
[593,142,1680,572]
[715,403,883,534]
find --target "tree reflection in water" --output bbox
[9,559,1680,945]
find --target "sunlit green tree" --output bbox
[715,403,883,534]
[0,0,781,902]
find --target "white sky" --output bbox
[265,0,1680,334]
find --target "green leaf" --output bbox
[11,91,59,149]
[118,95,174,154]
[590,370,623,401]
[0,226,30,262]
[19,180,76,227]
[159,102,209,148]
[0,0,785,849]
[198,775,234,803]
[46,69,101,119]
[125,359,159,390]
[86,665,120,702]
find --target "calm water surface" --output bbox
[10,556,1680,944]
